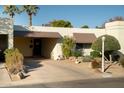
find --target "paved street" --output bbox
[4,77,124,88]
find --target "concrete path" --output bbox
[0,63,11,83]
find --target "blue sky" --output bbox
[0,5,124,28]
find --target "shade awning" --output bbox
[14,31,61,38]
[73,33,96,43]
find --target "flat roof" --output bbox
[14,31,61,38]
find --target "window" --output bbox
[76,43,91,49]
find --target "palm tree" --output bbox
[3,5,20,18]
[22,5,39,26]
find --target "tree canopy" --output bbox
[3,5,20,18]
[45,20,73,27]
[22,5,39,26]
[81,25,89,28]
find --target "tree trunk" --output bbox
[29,14,32,26]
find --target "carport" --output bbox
[14,31,61,59]
[0,35,8,61]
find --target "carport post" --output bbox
[102,36,105,72]
[8,18,14,49]
[8,33,13,49]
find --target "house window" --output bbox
[76,43,92,49]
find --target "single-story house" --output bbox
[1,17,124,60]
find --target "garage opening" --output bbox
[0,35,8,61]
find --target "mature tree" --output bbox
[3,5,20,18]
[62,36,75,59]
[22,5,39,26]
[81,25,89,28]
[91,35,121,60]
[48,20,73,27]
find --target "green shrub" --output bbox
[91,35,121,60]
[90,51,101,58]
[92,35,120,52]
[4,48,24,74]
[62,36,75,59]
[82,56,93,62]
[71,50,82,57]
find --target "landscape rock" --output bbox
[69,56,76,62]
[11,74,21,81]
[10,72,25,81]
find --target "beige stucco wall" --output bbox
[27,26,106,59]
[41,38,58,58]
[14,37,33,57]
[118,31,124,53]
[14,21,124,60]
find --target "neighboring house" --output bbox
[1,17,124,60]
[0,18,13,60]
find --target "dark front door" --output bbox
[33,39,41,56]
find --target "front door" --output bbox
[33,39,41,56]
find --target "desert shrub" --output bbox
[62,36,75,59]
[82,55,93,62]
[4,48,24,74]
[111,51,121,61]
[94,57,102,62]
[91,60,101,69]
[119,56,124,68]
[90,51,101,58]
[71,50,82,57]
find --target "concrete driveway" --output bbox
[1,58,124,87]
[0,63,11,83]
[19,58,102,84]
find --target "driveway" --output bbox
[0,58,124,87]
[0,63,11,83]
[23,59,102,81]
